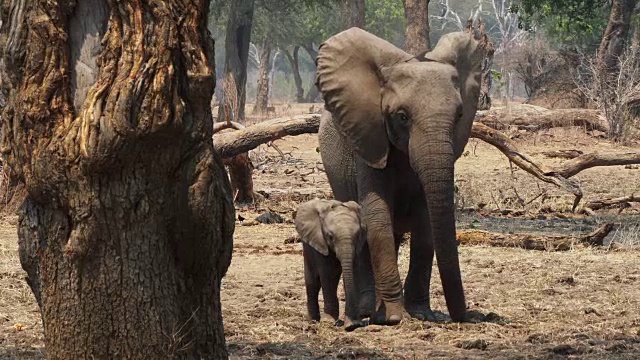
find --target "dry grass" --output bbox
[223,223,640,359]
[1,105,639,359]
[0,216,45,359]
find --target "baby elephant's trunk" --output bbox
[336,231,364,332]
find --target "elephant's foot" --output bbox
[405,304,437,322]
[404,293,437,321]
[358,291,376,319]
[344,317,365,332]
[371,300,403,326]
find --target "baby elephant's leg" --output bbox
[303,246,321,322]
[319,254,342,323]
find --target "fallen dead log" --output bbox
[456,223,614,251]
[470,123,584,209]
[476,105,608,133]
[584,195,640,211]
[213,114,320,159]
[541,149,584,159]
[551,151,640,178]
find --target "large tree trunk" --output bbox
[304,45,320,102]
[402,0,431,54]
[218,0,256,123]
[596,0,637,74]
[252,38,273,115]
[1,1,235,359]
[284,46,305,103]
[342,0,365,30]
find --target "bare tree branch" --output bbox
[469,123,584,209]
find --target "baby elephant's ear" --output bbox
[294,199,334,256]
[342,201,367,254]
[342,201,365,230]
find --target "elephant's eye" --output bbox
[396,111,410,124]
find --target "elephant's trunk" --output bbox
[409,123,466,322]
[336,232,363,331]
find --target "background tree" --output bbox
[514,0,611,52]
[596,0,638,74]
[250,38,275,115]
[403,0,432,53]
[218,0,256,122]
[342,0,366,29]
[283,46,306,102]
[1,1,235,358]
[287,1,341,102]
[366,0,406,45]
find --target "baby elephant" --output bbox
[295,199,367,331]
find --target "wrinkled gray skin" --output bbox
[295,199,367,331]
[316,28,483,325]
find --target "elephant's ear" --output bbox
[315,27,414,169]
[420,32,484,159]
[295,199,338,256]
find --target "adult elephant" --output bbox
[315,27,484,325]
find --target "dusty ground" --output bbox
[1,103,640,359]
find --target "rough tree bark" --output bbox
[342,0,365,30]
[0,1,235,358]
[252,38,273,115]
[284,46,305,103]
[402,0,431,54]
[597,0,637,74]
[218,0,256,123]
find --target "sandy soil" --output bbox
[1,104,640,359]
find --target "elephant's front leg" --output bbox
[403,200,436,321]
[354,243,375,319]
[360,194,404,325]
